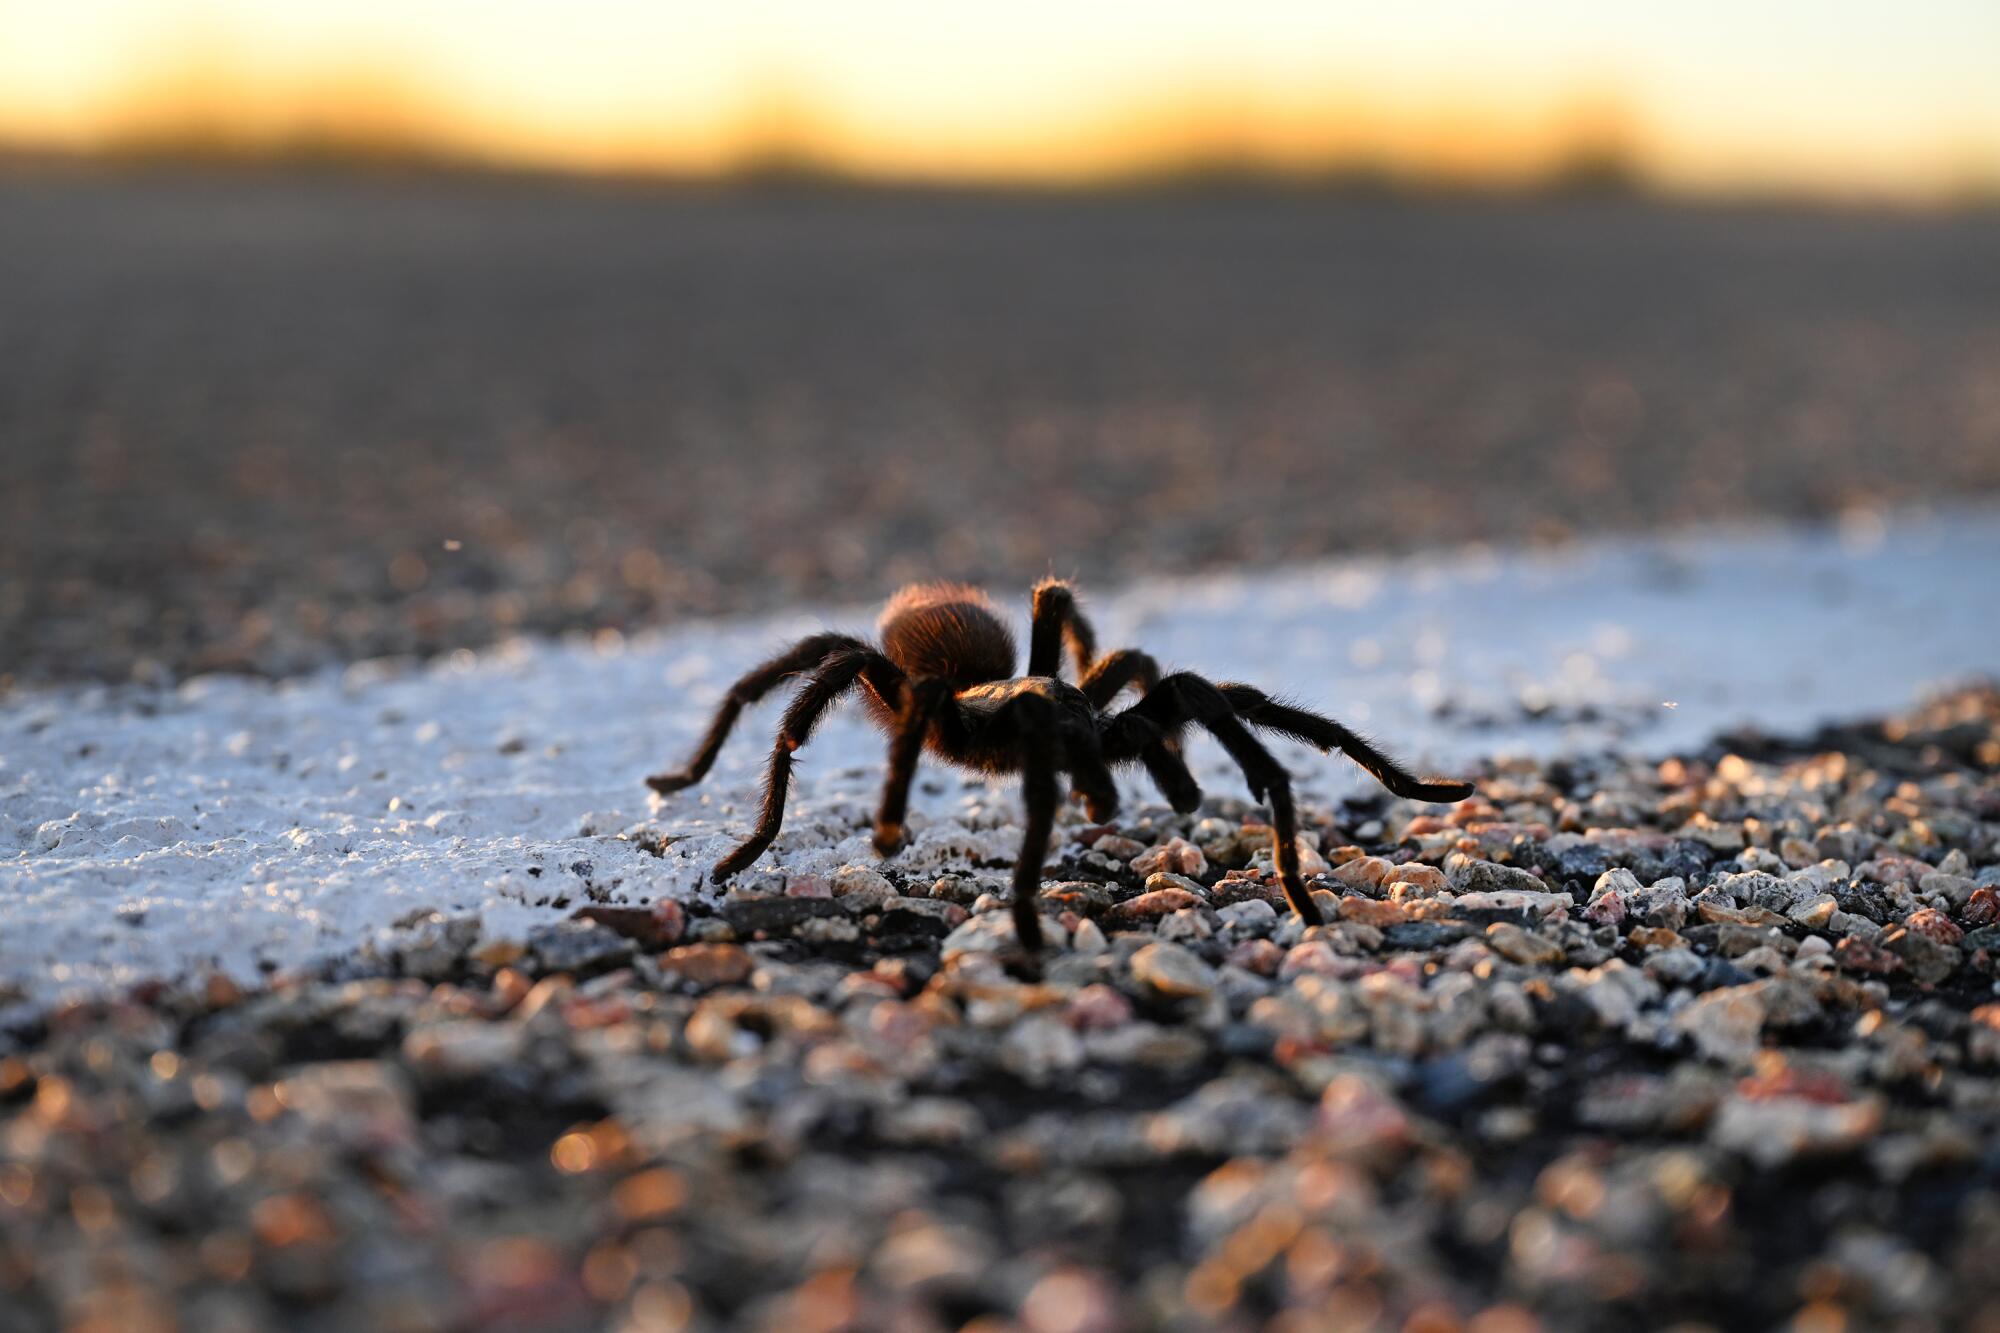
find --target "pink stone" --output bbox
[650,899,687,946]
[1317,1075,1412,1153]
[1109,888,1205,923]
[1583,892,1627,928]
[1064,983,1135,1031]
[1905,907,1964,948]
[1387,863,1447,893]
[1130,837,1208,878]
[1279,940,1361,980]
[1329,856,1393,890]
[1338,896,1411,927]
[1227,939,1283,977]
[1835,936,1903,976]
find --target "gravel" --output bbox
[4,684,2000,1330]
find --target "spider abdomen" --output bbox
[878,582,1017,685]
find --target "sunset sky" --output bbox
[2,0,1996,197]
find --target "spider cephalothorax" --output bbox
[647,580,1474,949]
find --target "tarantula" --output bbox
[646,580,1475,950]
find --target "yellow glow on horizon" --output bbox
[0,1,1995,199]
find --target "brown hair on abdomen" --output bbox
[879,583,1017,684]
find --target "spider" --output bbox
[646,580,1475,950]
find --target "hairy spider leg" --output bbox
[1115,673,1326,927]
[1029,581,1198,807]
[1003,691,1063,950]
[1089,650,1195,801]
[1027,579,1098,679]
[873,676,953,854]
[952,679,1119,941]
[1216,684,1476,803]
[1079,647,1164,708]
[1030,581,1167,708]
[711,648,896,882]
[1101,711,1203,813]
[1058,711,1121,823]
[647,632,879,794]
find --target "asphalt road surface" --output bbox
[3,168,1996,684]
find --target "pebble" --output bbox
[1387,863,1448,893]
[1000,1015,1087,1085]
[1711,1092,1885,1167]
[1065,984,1136,1031]
[1329,855,1394,890]
[1216,899,1278,934]
[1227,939,1284,976]
[721,896,848,938]
[1156,908,1213,943]
[527,920,637,976]
[1107,887,1205,924]
[652,942,755,988]
[1883,926,1961,985]
[1446,856,1549,895]
[1674,984,1771,1062]
[572,903,683,949]
[1484,922,1565,966]
[1130,838,1207,878]
[1647,947,1707,987]
[831,864,897,909]
[402,1019,526,1078]
[1070,918,1109,954]
[1381,920,1473,951]
[1452,889,1573,917]
[1130,942,1218,999]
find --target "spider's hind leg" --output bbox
[710,649,884,882]
[1217,684,1475,803]
[647,632,873,795]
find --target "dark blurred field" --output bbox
[3,168,1997,685]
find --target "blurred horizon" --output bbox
[2,1,1997,203]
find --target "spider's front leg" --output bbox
[1027,582,1179,780]
[1028,579,1097,678]
[936,686,1068,951]
[991,688,1134,949]
[1007,694,1062,951]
